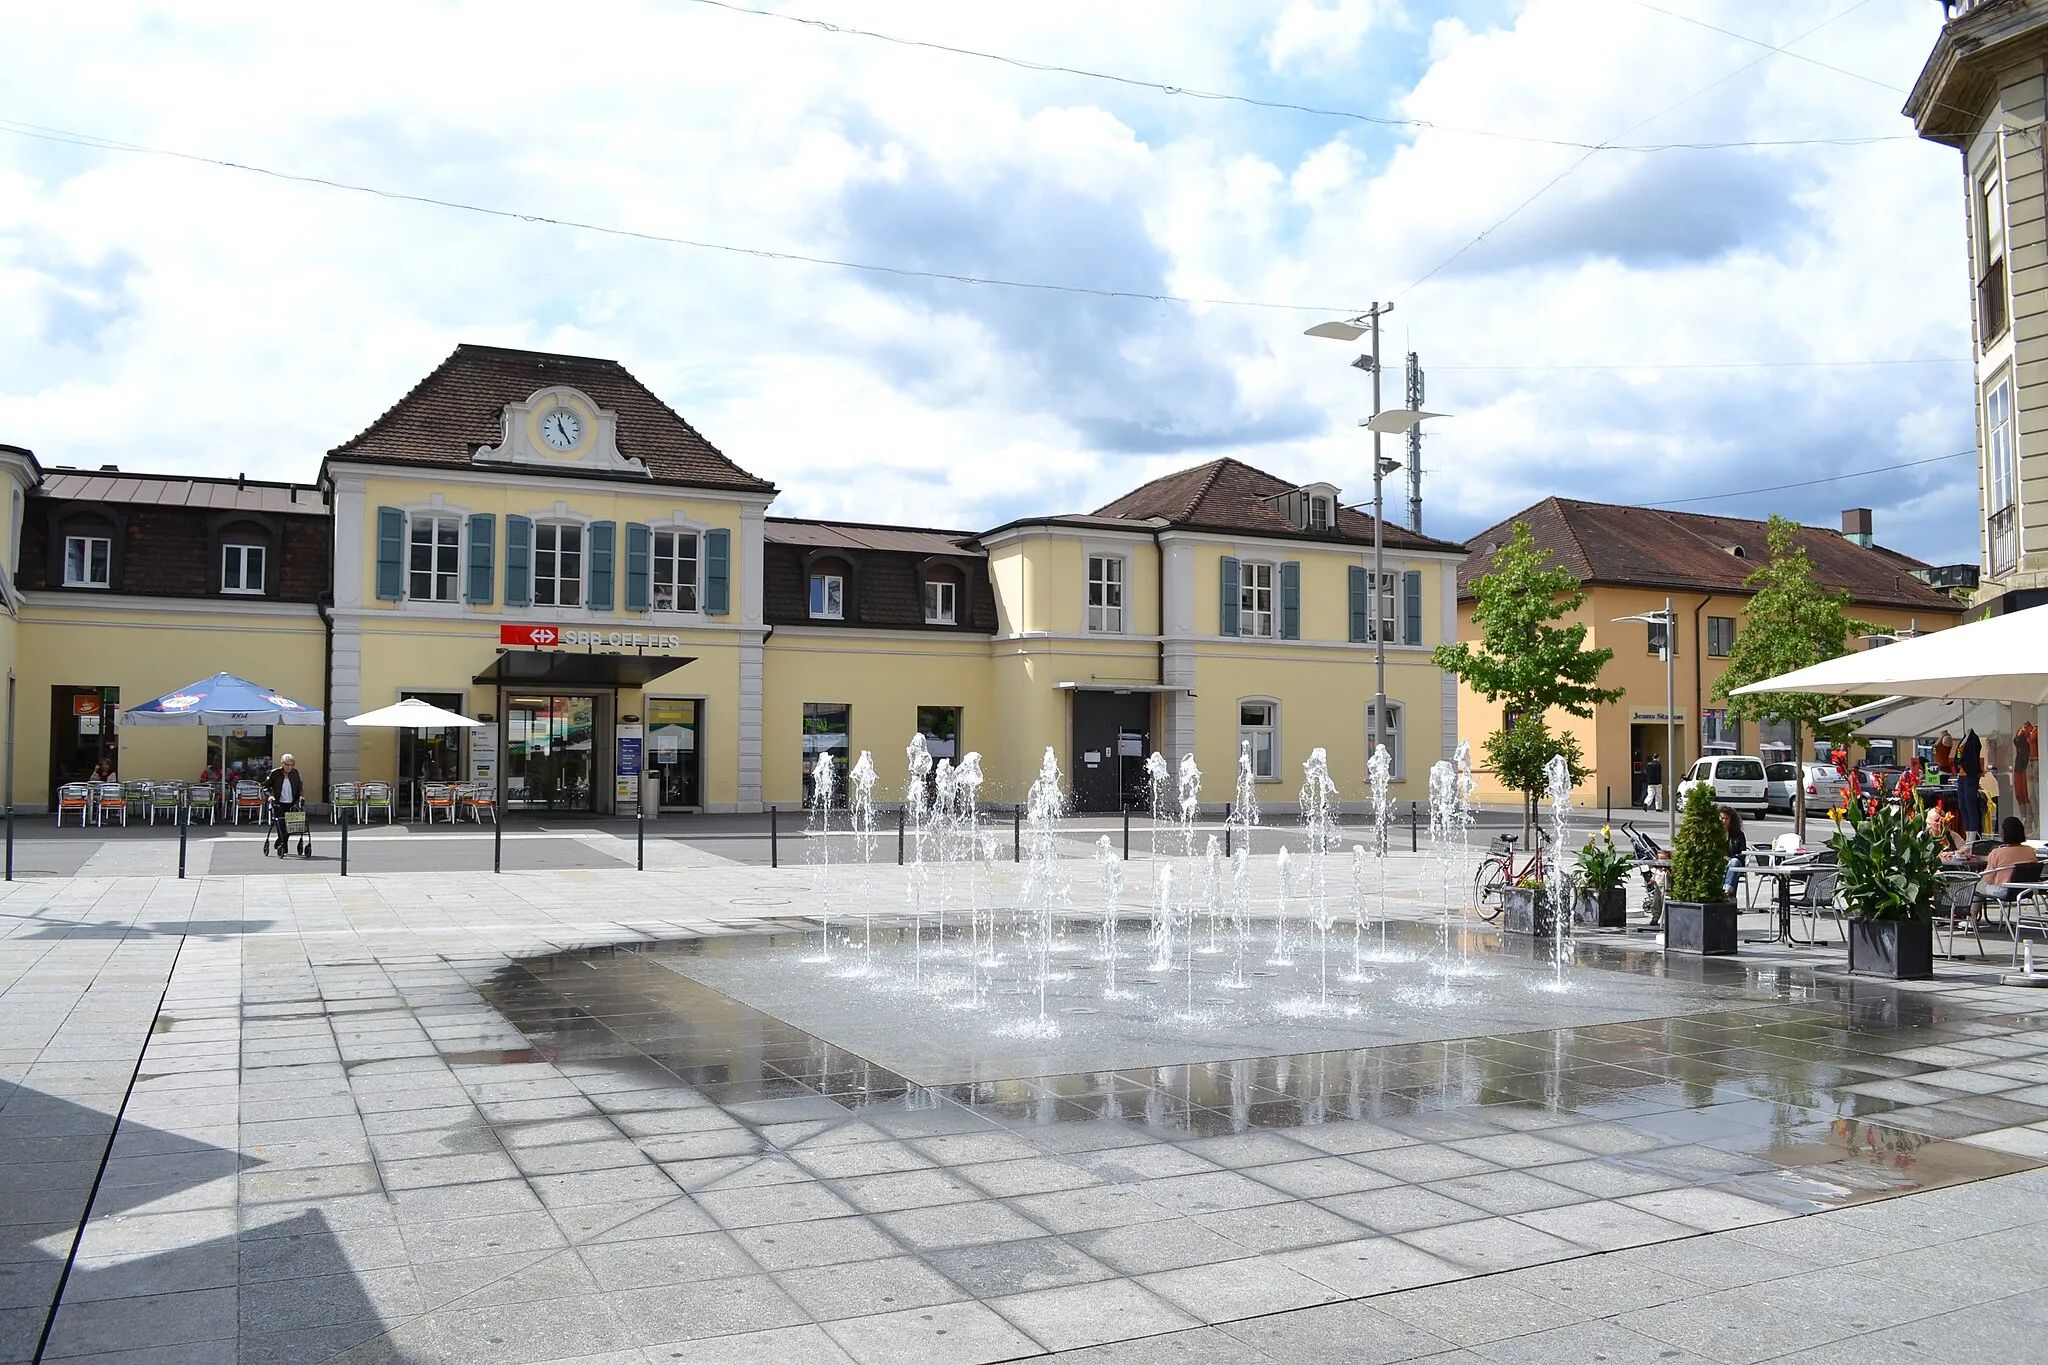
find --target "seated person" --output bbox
[1983,816,2041,885]
[1929,797,1970,861]
[89,758,116,782]
[1721,807,1747,898]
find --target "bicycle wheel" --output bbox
[1472,857,1509,921]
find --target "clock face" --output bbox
[539,408,582,451]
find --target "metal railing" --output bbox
[1979,258,2009,346]
[1989,504,2020,576]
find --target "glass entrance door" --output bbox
[507,694,597,813]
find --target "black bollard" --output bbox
[636,808,644,871]
[493,814,501,874]
[1013,805,1022,863]
[1605,786,1612,825]
[178,805,187,880]
[770,805,778,868]
[1411,800,1419,852]
[1122,806,1130,861]
[4,805,11,882]
[1225,825,1232,859]
[898,805,906,866]
[340,815,348,877]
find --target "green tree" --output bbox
[1482,714,1588,841]
[1669,782,1729,905]
[1710,515,1876,839]
[1435,521,1623,835]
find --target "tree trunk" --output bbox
[1522,792,1535,846]
[1792,720,1807,842]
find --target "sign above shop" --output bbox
[499,624,683,651]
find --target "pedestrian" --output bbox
[1958,729,1984,835]
[264,754,305,858]
[1644,754,1662,812]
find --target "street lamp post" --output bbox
[1615,600,1677,844]
[1306,306,1446,763]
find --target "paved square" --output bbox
[6,847,2048,1363]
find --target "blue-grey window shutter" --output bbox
[505,515,532,608]
[1219,556,1240,636]
[625,523,651,612]
[1279,561,1301,640]
[375,507,404,601]
[466,514,495,605]
[706,528,731,615]
[1348,565,1367,643]
[588,521,616,611]
[1403,569,1423,645]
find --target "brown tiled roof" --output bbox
[38,470,325,517]
[326,344,775,494]
[1458,498,1965,614]
[1092,457,1464,553]
[766,518,981,556]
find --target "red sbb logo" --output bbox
[501,624,560,647]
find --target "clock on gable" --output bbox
[473,387,649,477]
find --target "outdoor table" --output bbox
[1742,864,1828,947]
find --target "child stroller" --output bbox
[1618,821,1667,925]
[266,808,313,859]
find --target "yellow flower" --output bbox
[1601,824,1611,838]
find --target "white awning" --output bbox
[1732,604,2048,706]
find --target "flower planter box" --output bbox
[1573,888,1627,929]
[1502,887,1557,936]
[1847,919,1933,980]
[1665,899,1737,955]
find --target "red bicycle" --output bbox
[1472,832,1549,922]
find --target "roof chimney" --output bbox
[1842,508,1874,549]
[98,464,118,473]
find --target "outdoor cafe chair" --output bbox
[461,783,497,824]
[56,782,93,827]
[1793,869,1845,946]
[422,783,457,824]
[359,781,393,825]
[149,782,184,826]
[94,782,128,827]
[2006,878,2048,969]
[329,782,360,824]
[186,782,218,825]
[1936,871,1989,960]
[231,781,266,826]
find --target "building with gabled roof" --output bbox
[1454,499,1968,810]
[3,348,1466,814]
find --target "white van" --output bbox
[1677,755,1769,816]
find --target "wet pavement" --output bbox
[4,854,2048,1363]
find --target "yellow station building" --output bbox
[1,344,1468,814]
[1453,499,1970,810]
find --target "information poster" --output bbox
[616,725,643,807]
[469,723,499,788]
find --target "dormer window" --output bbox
[810,573,845,619]
[924,579,956,625]
[64,535,111,588]
[1309,496,1332,532]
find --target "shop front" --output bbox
[473,644,692,817]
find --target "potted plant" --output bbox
[1572,827,1630,929]
[1501,865,1556,936]
[1829,794,1939,980]
[1665,784,1737,955]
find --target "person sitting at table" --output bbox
[1928,797,1971,863]
[1983,816,2040,885]
[90,758,115,782]
[1721,806,1747,898]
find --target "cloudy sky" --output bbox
[0,1,1980,563]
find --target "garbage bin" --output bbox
[641,771,662,818]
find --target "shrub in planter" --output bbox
[1666,784,1737,955]
[1502,885,1556,935]
[1828,794,1939,980]
[1572,826,1630,928]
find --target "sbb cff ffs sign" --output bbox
[501,624,560,647]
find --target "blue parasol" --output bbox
[122,672,326,726]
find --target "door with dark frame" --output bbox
[1071,691,1150,813]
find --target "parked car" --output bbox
[1765,763,1848,815]
[1853,766,1907,802]
[1677,755,1769,815]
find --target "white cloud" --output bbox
[0,0,1981,564]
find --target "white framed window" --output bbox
[533,522,583,608]
[924,579,956,625]
[63,535,110,588]
[810,573,844,620]
[653,529,698,612]
[1240,701,1278,781]
[222,543,266,595]
[1309,496,1332,532]
[1367,570,1398,643]
[1982,165,2007,276]
[1086,554,1126,633]
[408,514,461,602]
[1364,701,1404,779]
[1239,562,1274,638]
[1988,375,2016,514]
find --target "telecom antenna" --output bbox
[1403,352,1424,532]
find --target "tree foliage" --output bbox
[1433,522,1624,721]
[1709,515,1876,834]
[1482,714,1587,820]
[1669,783,1729,905]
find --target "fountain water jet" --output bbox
[1542,752,1576,992]
[807,744,840,960]
[849,751,877,970]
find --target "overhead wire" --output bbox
[1648,449,1973,507]
[1394,0,1879,300]
[670,0,1912,154]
